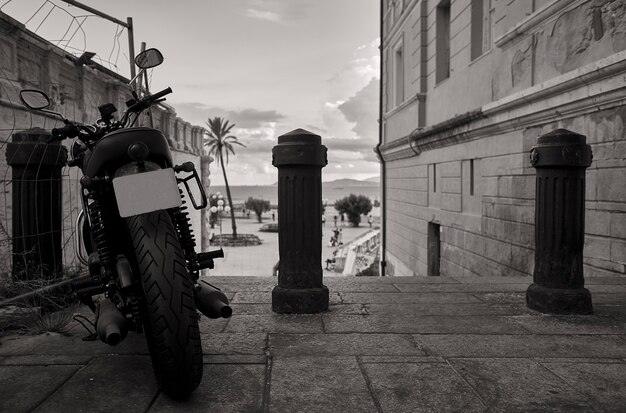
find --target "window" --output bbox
[433,163,437,193]
[436,0,451,83]
[394,40,404,106]
[471,0,493,60]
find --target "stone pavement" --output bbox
[1,275,625,412]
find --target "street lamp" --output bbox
[209,193,230,247]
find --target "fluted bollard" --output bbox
[6,128,68,280]
[272,129,328,313]
[526,129,593,314]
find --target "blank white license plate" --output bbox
[113,168,181,218]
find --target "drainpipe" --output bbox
[375,0,387,276]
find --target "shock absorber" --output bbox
[88,193,115,270]
[171,188,199,279]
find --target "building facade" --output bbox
[379,0,626,277]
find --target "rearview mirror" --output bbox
[135,48,164,69]
[19,89,51,110]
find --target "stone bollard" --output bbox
[272,128,329,313]
[6,128,68,280]
[526,129,593,314]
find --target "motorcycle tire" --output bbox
[126,210,203,399]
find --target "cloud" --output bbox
[244,0,312,24]
[314,39,381,172]
[327,38,380,101]
[338,78,379,143]
[245,9,281,23]
[170,102,285,129]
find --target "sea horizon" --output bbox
[210,184,380,206]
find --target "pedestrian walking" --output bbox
[272,211,275,221]
[333,215,338,227]
[322,215,326,227]
[340,213,345,227]
[368,214,372,228]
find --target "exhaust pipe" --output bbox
[95,299,128,345]
[195,280,232,319]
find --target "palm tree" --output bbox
[204,117,246,238]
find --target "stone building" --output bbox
[378,0,626,277]
[0,11,211,272]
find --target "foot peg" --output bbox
[196,249,225,270]
[194,280,232,319]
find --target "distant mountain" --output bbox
[270,177,379,187]
[322,178,377,187]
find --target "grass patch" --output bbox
[0,267,86,336]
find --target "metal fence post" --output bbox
[526,128,593,314]
[6,128,67,280]
[272,128,328,313]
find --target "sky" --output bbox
[2,0,380,185]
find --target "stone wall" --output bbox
[381,0,626,278]
[0,12,210,272]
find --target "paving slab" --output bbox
[339,292,482,304]
[269,333,425,357]
[472,291,527,304]
[228,303,273,315]
[584,277,626,285]
[394,283,530,293]
[202,354,267,364]
[585,284,626,293]
[415,334,626,358]
[224,314,323,334]
[149,364,266,413]
[364,302,514,316]
[1,354,93,365]
[322,315,530,334]
[448,358,595,412]
[539,361,626,410]
[359,355,446,363]
[451,276,533,284]
[0,331,148,356]
[362,361,486,412]
[201,332,267,355]
[270,356,377,413]
[198,315,230,333]
[0,365,79,413]
[588,293,626,305]
[506,310,626,335]
[231,291,342,304]
[35,355,157,412]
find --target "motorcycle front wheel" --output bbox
[126,210,203,399]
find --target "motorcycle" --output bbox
[18,48,232,399]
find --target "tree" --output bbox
[245,197,270,223]
[204,117,246,238]
[334,194,373,227]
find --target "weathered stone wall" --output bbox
[0,12,209,272]
[381,0,626,278]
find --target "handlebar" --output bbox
[148,87,172,102]
[127,87,172,114]
[49,122,79,142]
